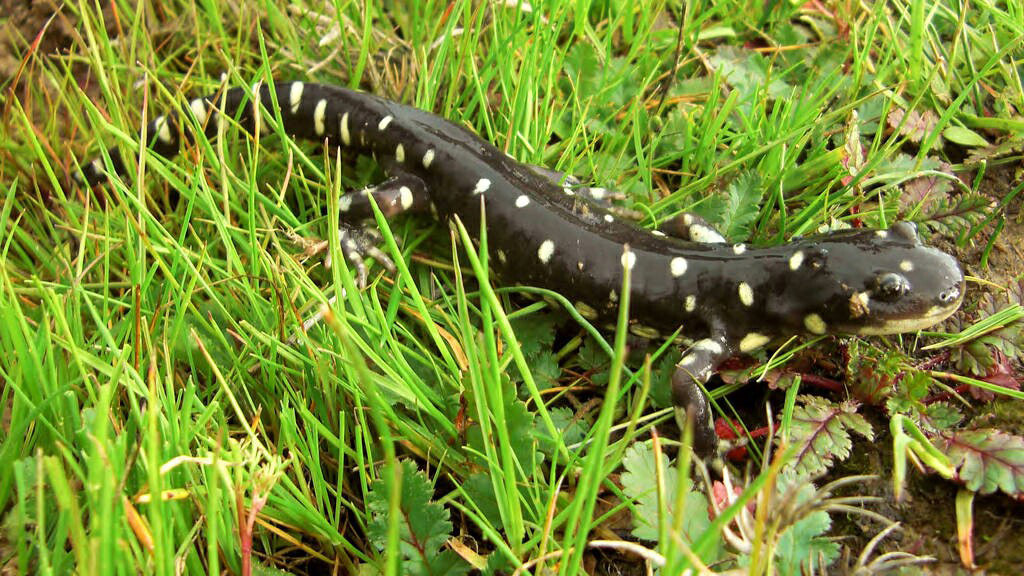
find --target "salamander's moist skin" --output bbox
[77,81,966,456]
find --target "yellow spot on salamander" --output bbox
[189,98,208,125]
[289,82,304,114]
[629,324,661,339]
[804,313,827,335]
[738,282,754,306]
[537,240,555,264]
[789,251,804,271]
[313,99,327,135]
[670,257,687,277]
[340,112,351,145]
[574,301,599,320]
[739,332,771,352]
[153,116,173,144]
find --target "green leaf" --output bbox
[871,152,919,176]
[505,398,539,476]
[510,313,557,361]
[944,126,989,147]
[923,402,964,430]
[648,354,677,408]
[468,395,540,474]
[773,482,840,573]
[939,429,1024,497]
[562,43,603,99]
[708,46,792,100]
[620,443,712,548]
[856,94,888,135]
[461,474,502,527]
[530,352,562,390]
[366,461,469,576]
[578,337,609,373]
[720,170,763,241]
[546,407,589,447]
[577,336,611,387]
[692,193,729,231]
[422,551,469,576]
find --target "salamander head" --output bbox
[776,222,964,337]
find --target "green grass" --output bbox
[1,0,1023,574]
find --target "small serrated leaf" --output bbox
[530,352,562,390]
[499,399,539,476]
[510,313,557,361]
[774,493,840,574]
[923,402,964,430]
[546,407,589,446]
[873,152,918,175]
[577,337,609,372]
[621,443,678,541]
[969,350,1022,401]
[693,193,728,230]
[786,395,874,477]
[649,354,677,408]
[939,429,1024,497]
[950,339,996,378]
[461,474,502,527]
[720,170,763,241]
[901,162,954,213]
[918,193,991,242]
[846,339,901,404]
[366,461,469,576]
[965,135,1024,165]
[620,443,713,552]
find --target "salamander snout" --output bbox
[938,285,962,305]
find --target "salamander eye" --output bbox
[873,272,911,302]
[891,222,921,245]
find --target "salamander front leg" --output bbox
[321,168,430,287]
[672,336,732,458]
[329,225,394,288]
[337,172,431,222]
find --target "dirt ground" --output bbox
[0,1,78,84]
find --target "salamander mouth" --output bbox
[846,292,964,336]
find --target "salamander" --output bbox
[76,81,966,455]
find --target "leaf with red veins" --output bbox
[901,161,954,212]
[939,429,1024,497]
[969,350,1021,401]
[786,395,874,478]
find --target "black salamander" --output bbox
[76,82,966,455]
